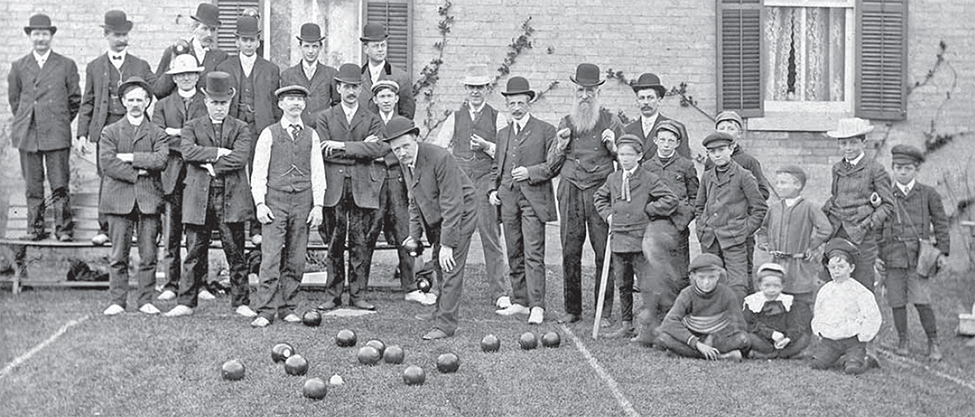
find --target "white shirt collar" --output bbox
[302,60,317,76]
[239,53,257,74]
[896,179,916,195]
[642,113,659,132]
[108,49,127,59]
[280,117,304,130]
[846,152,865,166]
[192,37,208,59]
[210,118,223,125]
[513,114,532,130]
[623,165,639,177]
[380,110,395,123]
[126,114,144,126]
[368,61,384,83]
[342,102,359,119]
[784,196,803,207]
[469,102,486,116]
[33,50,51,65]
[177,88,198,99]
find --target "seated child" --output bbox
[810,238,883,375]
[656,253,750,360]
[743,263,811,359]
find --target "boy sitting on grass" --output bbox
[656,253,750,360]
[810,238,882,374]
[743,263,811,359]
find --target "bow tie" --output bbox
[111,55,123,61]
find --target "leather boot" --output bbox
[605,321,634,338]
[629,310,657,347]
[927,340,943,361]
[895,336,909,356]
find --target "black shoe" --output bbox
[353,300,376,310]
[20,231,48,241]
[317,301,338,311]
[556,313,581,323]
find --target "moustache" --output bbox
[115,41,129,48]
[640,105,652,111]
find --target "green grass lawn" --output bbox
[2,263,974,416]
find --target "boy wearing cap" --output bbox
[594,134,678,338]
[623,73,691,160]
[877,144,949,360]
[822,117,893,289]
[154,3,229,98]
[280,23,338,129]
[811,238,882,374]
[696,132,768,301]
[152,54,209,302]
[250,84,326,327]
[743,263,811,359]
[710,111,771,199]
[656,253,751,360]
[756,165,832,325]
[164,71,255,318]
[98,77,168,316]
[359,23,414,118]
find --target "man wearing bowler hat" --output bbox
[250,84,326,327]
[78,10,156,246]
[98,77,168,316]
[547,63,624,324]
[281,23,339,129]
[315,64,387,312]
[8,13,81,241]
[623,73,691,160]
[488,76,559,324]
[153,54,210,302]
[359,23,414,118]
[164,72,255,319]
[434,64,508,309]
[387,116,478,340]
[154,3,229,98]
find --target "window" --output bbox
[717,0,907,130]
[215,0,263,56]
[364,0,413,76]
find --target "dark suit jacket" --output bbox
[78,53,155,143]
[217,56,281,134]
[490,116,559,223]
[98,117,168,215]
[623,114,691,160]
[152,90,208,195]
[7,51,81,152]
[594,166,679,234]
[281,62,339,128]
[359,61,415,118]
[406,143,477,249]
[153,44,228,98]
[315,104,387,208]
[642,153,699,231]
[180,116,254,225]
[695,161,769,248]
[704,146,771,200]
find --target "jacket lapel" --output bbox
[132,119,148,146]
[349,106,364,132]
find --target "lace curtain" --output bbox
[765,7,846,102]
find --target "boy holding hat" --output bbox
[489,76,560,323]
[153,54,209,302]
[250,84,326,327]
[154,3,229,98]
[386,116,478,340]
[434,63,508,309]
[359,23,414,118]
[164,71,255,319]
[280,23,338,129]
[656,253,751,360]
[696,132,768,301]
[810,237,882,374]
[877,144,949,360]
[78,10,157,245]
[743,263,811,359]
[822,117,893,290]
[623,73,691,160]
[9,13,81,242]
[98,77,168,316]
[593,134,678,337]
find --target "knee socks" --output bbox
[892,307,908,338]
[915,304,938,341]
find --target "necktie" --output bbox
[514,123,521,136]
[183,97,192,113]
[622,171,631,202]
[290,124,302,140]
[407,163,415,179]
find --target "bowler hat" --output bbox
[615,134,644,153]
[296,23,325,43]
[570,63,604,87]
[24,14,57,35]
[715,110,744,129]
[702,131,735,149]
[334,63,363,85]
[655,120,683,141]
[501,76,535,100]
[189,3,222,28]
[371,79,399,95]
[826,117,874,139]
[689,253,724,273]
[118,76,153,105]
[360,23,387,42]
[383,116,420,141]
[631,73,666,97]
[890,144,925,165]
[275,85,309,98]
[165,54,204,75]
[202,71,236,101]
[462,64,492,86]
[235,15,260,37]
[101,10,133,34]
[776,165,807,188]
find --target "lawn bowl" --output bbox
[365,339,386,356]
[336,329,357,347]
[357,346,382,366]
[416,276,432,293]
[271,343,295,363]
[436,353,460,373]
[302,310,322,327]
[221,360,245,381]
[302,377,328,400]
[284,355,309,376]
[383,345,405,364]
[403,365,426,385]
[519,332,538,350]
[329,374,344,385]
[541,331,561,348]
[480,334,500,352]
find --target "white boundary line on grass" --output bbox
[0,315,90,380]
[562,325,642,417]
[876,347,975,392]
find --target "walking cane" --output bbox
[592,231,613,339]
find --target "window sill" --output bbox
[748,111,851,132]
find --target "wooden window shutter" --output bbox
[716,0,763,118]
[365,0,413,76]
[856,0,908,121]
[215,0,262,54]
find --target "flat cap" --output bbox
[890,144,924,165]
[776,165,807,188]
[702,131,734,149]
[689,253,724,273]
[756,263,786,282]
[823,237,859,265]
[615,134,644,153]
[715,111,743,129]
